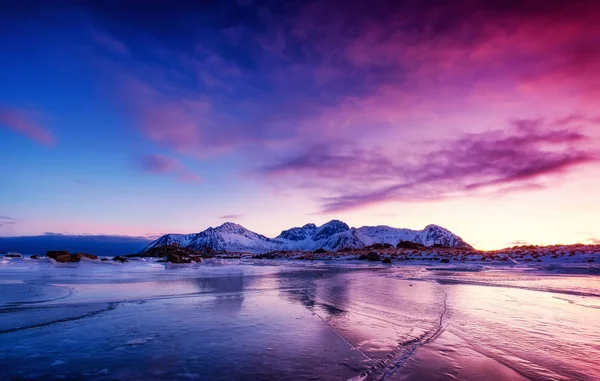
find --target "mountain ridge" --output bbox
[141,220,472,254]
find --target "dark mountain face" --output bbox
[313,220,350,241]
[277,223,318,241]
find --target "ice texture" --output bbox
[0,257,599,380]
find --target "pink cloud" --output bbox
[0,105,54,146]
[263,117,598,212]
[219,214,242,220]
[140,154,202,183]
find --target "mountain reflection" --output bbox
[190,272,249,313]
[277,268,350,317]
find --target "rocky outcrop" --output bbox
[367,252,381,261]
[397,240,426,249]
[46,250,69,260]
[46,251,98,262]
[112,256,129,263]
[139,245,202,264]
[73,253,99,261]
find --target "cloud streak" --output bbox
[0,216,17,228]
[140,154,201,183]
[0,105,54,146]
[263,117,598,212]
[219,214,242,220]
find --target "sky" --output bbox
[1,0,599,250]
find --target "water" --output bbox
[0,258,599,380]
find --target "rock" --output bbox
[30,255,40,259]
[313,248,327,253]
[101,258,108,261]
[112,256,129,263]
[72,253,98,261]
[55,254,73,263]
[190,256,202,263]
[382,257,392,264]
[6,253,22,258]
[140,244,201,258]
[367,252,380,261]
[166,253,192,264]
[46,250,70,260]
[396,241,426,249]
[47,251,97,262]
[366,243,393,250]
[252,252,278,259]
[440,258,450,263]
[358,254,368,260]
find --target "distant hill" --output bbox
[0,234,152,256]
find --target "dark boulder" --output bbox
[46,250,70,260]
[72,253,98,261]
[6,253,22,258]
[313,248,327,253]
[112,256,129,263]
[396,241,426,249]
[367,252,380,261]
[440,258,450,263]
[101,258,108,261]
[47,251,98,262]
[143,245,201,258]
[167,253,192,264]
[358,254,368,260]
[30,255,40,259]
[382,257,392,264]
[55,254,74,263]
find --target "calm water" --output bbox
[1,258,599,380]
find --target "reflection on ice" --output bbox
[0,257,599,380]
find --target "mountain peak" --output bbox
[314,219,350,241]
[214,222,248,234]
[320,219,349,229]
[423,224,445,231]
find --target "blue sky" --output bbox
[1,1,599,249]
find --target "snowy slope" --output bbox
[141,233,199,252]
[353,226,420,246]
[414,224,470,248]
[187,222,279,254]
[141,220,471,254]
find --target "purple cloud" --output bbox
[219,214,242,220]
[95,0,598,161]
[0,216,17,228]
[263,117,598,212]
[140,154,201,183]
[0,105,54,146]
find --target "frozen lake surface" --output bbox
[1,257,599,380]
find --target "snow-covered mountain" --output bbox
[142,222,279,254]
[141,220,472,254]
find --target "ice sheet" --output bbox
[1,257,599,380]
